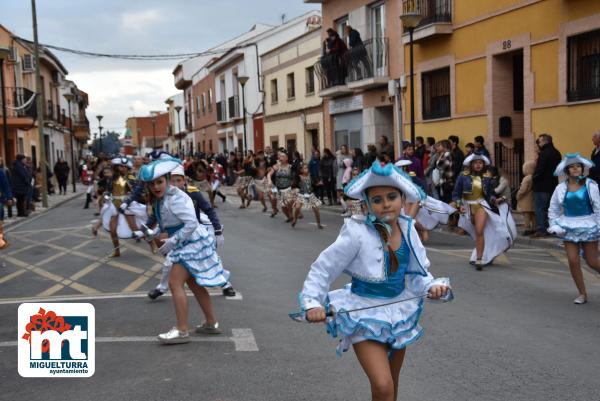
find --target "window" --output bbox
[287,73,295,99]
[271,79,278,103]
[196,96,201,116]
[421,67,450,120]
[208,89,213,112]
[305,66,315,94]
[336,16,349,41]
[209,139,213,151]
[568,28,600,102]
[202,93,207,115]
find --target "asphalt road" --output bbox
[1,194,599,401]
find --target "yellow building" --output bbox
[262,26,325,159]
[400,0,600,183]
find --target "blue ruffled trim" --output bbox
[171,239,216,256]
[177,260,228,286]
[557,224,600,243]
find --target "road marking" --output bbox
[0,270,26,284]
[6,243,38,256]
[70,262,102,281]
[550,250,600,284]
[231,328,259,351]
[37,283,65,297]
[0,290,244,305]
[494,254,510,265]
[0,329,257,350]
[6,225,91,235]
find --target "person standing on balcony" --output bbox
[324,28,348,86]
[345,25,372,81]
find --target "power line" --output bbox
[14,36,242,61]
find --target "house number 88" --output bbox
[503,40,512,50]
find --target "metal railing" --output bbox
[403,0,452,27]
[228,95,240,118]
[0,87,37,119]
[46,100,53,120]
[216,100,227,122]
[314,53,348,91]
[347,38,389,83]
[494,140,524,209]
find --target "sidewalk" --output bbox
[3,184,87,229]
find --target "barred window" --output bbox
[421,67,450,120]
[568,28,600,102]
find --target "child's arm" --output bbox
[516,176,531,200]
[300,221,360,310]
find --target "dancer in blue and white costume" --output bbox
[299,161,449,401]
[548,153,600,304]
[139,157,230,344]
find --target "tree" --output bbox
[90,131,122,156]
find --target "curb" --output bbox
[4,191,85,232]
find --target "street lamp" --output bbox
[151,116,156,150]
[96,115,103,155]
[0,47,11,164]
[400,4,423,145]
[174,105,182,156]
[237,75,249,155]
[63,92,77,193]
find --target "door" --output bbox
[371,2,386,76]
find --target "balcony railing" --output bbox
[228,96,240,119]
[314,53,348,91]
[347,38,389,84]
[216,100,227,122]
[0,87,37,119]
[403,0,452,27]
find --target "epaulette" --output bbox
[483,172,493,178]
[462,170,470,176]
[187,185,200,193]
[409,171,416,177]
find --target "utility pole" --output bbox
[31,0,48,207]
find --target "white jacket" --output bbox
[300,215,435,310]
[548,178,600,227]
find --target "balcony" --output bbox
[73,118,90,141]
[401,0,453,44]
[0,87,37,126]
[314,54,353,98]
[173,66,191,90]
[347,38,390,90]
[216,100,227,123]
[228,95,240,119]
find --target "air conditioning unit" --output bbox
[23,54,34,71]
[388,79,399,97]
[399,74,407,89]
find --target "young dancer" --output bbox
[548,153,600,304]
[252,156,270,213]
[268,150,295,221]
[451,152,516,269]
[138,157,229,344]
[147,164,236,299]
[299,162,449,401]
[291,163,323,229]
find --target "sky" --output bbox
[1,0,318,134]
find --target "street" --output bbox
[1,194,599,401]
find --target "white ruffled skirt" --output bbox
[101,202,148,239]
[554,215,600,243]
[325,284,424,356]
[458,201,517,264]
[296,192,322,209]
[165,225,230,287]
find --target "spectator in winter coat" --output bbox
[589,131,600,184]
[517,161,536,235]
[448,135,465,178]
[532,133,562,237]
[53,158,70,195]
[474,135,491,159]
[11,154,31,217]
[364,144,378,167]
[399,142,424,179]
[435,140,454,203]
